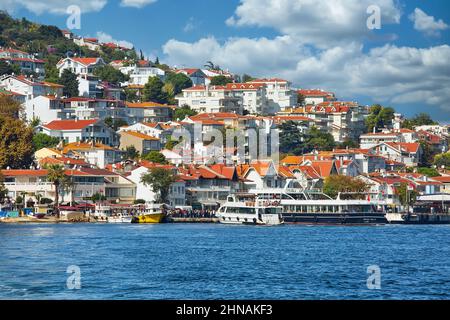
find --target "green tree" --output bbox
[58,69,79,97]
[173,104,197,121]
[297,93,305,106]
[140,167,176,204]
[44,164,69,217]
[142,76,167,103]
[365,104,395,132]
[0,172,8,203]
[204,61,221,71]
[142,151,167,164]
[93,65,129,84]
[209,75,232,86]
[0,60,20,76]
[32,133,60,151]
[402,113,438,129]
[242,74,255,83]
[323,175,369,199]
[279,121,306,155]
[165,72,193,95]
[0,115,34,169]
[433,152,450,169]
[396,182,417,207]
[29,116,41,128]
[124,145,140,160]
[416,167,440,177]
[339,138,359,149]
[91,192,107,203]
[104,117,128,131]
[124,88,139,102]
[304,126,336,152]
[0,95,23,119]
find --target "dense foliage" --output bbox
[140,167,176,203]
[365,104,395,133]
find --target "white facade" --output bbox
[248,79,296,112]
[57,57,106,77]
[0,75,63,101]
[120,66,165,86]
[176,85,243,114]
[128,166,186,207]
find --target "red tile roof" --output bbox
[43,119,98,130]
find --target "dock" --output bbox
[166,217,219,223]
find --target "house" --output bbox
[38,119,118,146]
[0,88,26,104]
[34,147,63,161]
[25,96,128,123]
[287,101,368,143]
[360,132,401,149]
[0,48,45,78]
[247,78,297,112]
[127,164,186,207]
[119,130,161,155]
[0,74,63,101]
[119,65,165,86]
[0,168,136,205]
[175,68,207,86]
[125,102,174,123]
[61,141,123,169]
[56,57,106,77]
[117,122,173,144]
[73,37,101,51]
[417,130,448,153]
[176,85,243,115]
[297,89,336,105]
[371,142,422,167]
[224,83,272,115]
[236,160,285,190]
[180,164,242,209]
[431,175,450,194]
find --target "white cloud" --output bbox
[183,17,196,33]
[120,0,157,8]
[96,31,133,49]
[226,0,402,48]
[409,8,449,37]
[0,0,107,15]
[162,35,450,112]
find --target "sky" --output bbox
[1,0,450,122]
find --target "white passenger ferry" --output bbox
[93,205,132,223]
[216,194,284,226]
[247,184,386,225]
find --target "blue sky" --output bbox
[3,0,450,122]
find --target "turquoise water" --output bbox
[1,223,450,299]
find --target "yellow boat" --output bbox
[131,203,166,224]
[132,213,165,223]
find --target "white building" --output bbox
[225,83,273,115]
[247,78,296,112]
[128,165,186,207]
[0,74,64,101]
[56,57,106,77]
[73,37,101,51]
[175,68,207,86]
[297,89,336,105]
[176,85,243,114]
[360,132,402,149]
[62,142,123,169]
[120,65,165,86]
[0,48,45,78]
[38,119,118,146]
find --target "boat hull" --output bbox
[132,213,165,224]
[386,213,450,224]
[282,212,387,225]
[108,216,132,223]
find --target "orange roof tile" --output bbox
[43,119,98,130]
